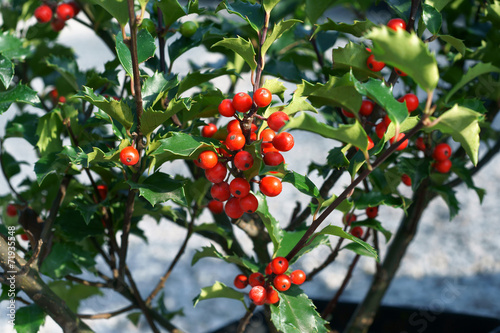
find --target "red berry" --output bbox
[415,137,426,151]
[367,54,385,72]
[198,150,218,169]
[239,193,258,213]
[254,88,272,108]
[227,119,242,133]
[56,3,75,21]
[202,123,217,138]
[359,100,374,117]
[267,111,289,131]
[265,263,273,275]
[120,146,140,166]
[375,122,387,139]
[249,285,267,305]
[68,1,80,16]
[398,93,419,112]
[260,128,276,150]
[218,99,236,117]
[341,108,355,118]
[229,178,251,198]
[432,143,452,161]
[6,204,17,217]
[387,18,406,31]
[265,286,280,304]
[259,177,282,197]
[208,200,224,214]
[263,151,284,167]
[366,206,379,219]
[20,233,29,241]
[401,174,412,186]
[351,226,364,238]
[273,274,292,292]
[34,5,53,23]
[394,67,407,76]
[97,184,108,201]
[270,257,289,275]
[343,213,357,226]
[225,197,244,219]
[51,18,65,32]
[225,131,246,151]
[211,182,231,202]
[434,159,452,173]
[234,274,248,289]
[290,270,306,285]
[58,96,66,104]
[233,151,254,171]
[232,92,253,113]
[272,132,294,152]
[205,162,227,183]
[248,272,265,287]
[390,133,408,151]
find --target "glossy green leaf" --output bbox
[353,191,409,210]
[432,185,459,219]
[306,0,336,24]
[212,37,257,71]
[351,219,392,242]
[422,3,442,34]
[1,151,26,178]
[177,68,235,96]
[127,172,187,207]
[275,228,330,265]
[270,286,329,333]
[332,42,382,80]
[385,0,411,20]
[264,91,316,118]
[0,33,30,59]
[69,198,99,225]
[156,0,185,27]
[485,1,500,28]
[0,84,41,114]
[282,171,321,198]
[438,35,466,55]
[90,0,129,26]
[34,153,68,184]
[255,192,283,251]
[46,56,82,92]
[343,242,376,257]
[317,225,378,260]
[444,63,500,103]
[0,54,14,88]
[141,98,189,136]
[142,72,178,110]
[426,0,452,11]
[313,19,376,38]
[193,281,246,308]
[365,26,439,92]
[14,305,45,333]
[40,243,96,279]
[191,244,259,272]
[216,0,265,32]
[262,19,300,56]
[262,78,287,102]
[326,147,349,169]
[263,0,280,12]
[115,30,156,78]
[150,132,219,161]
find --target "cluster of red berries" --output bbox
[367,18,407,75]
[200,88,294,219]
[233,257,306,306]
[5,204,29,241]
[34,2,79,32]
[48,88,66,104]
[343,206,378,239]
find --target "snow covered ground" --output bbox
[1,8,500,333]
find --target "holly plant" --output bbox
[1,0,499,332]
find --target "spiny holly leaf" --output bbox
[263,0,280,12]
[142,72,178,110]
[352,75,408,126]
[90,0,129,26]
[365,26,439,92]
[34,152,70,184]
[427,104,482,165]
[262,78,287,102]
[270,286,329,333]
[116,30,156,78]
[317,225,378,260]
[191,244,260,272]
[262,19,300,56]
[69,197,99,225]
[46,56,83,92]
[312,18,376,38]
[255,192,283,251]
[295,74,362,112]
[438,35,466,56]
[177,68,235,96]
[40,243,96,279]
[326,147,349,169]
[75,86,134,130]
[0,54,14,88]
[306,0,336,24]
[331,42,382,80]
[264,93,316,118]
[141,98,190,136]
[385,0,411,20]
[282,171,321,198]
[422,3,442,35]
[351,219,392,242]
[212,37,257,71]
[14,305,46,333]
[193,281,247,308]
[444,62,500,102]
[383,116,420,142]
[127,172,187,207]
[1,150,27,178]
[216,0,265,32]
[275,228,330,265]
[0,84,41,114]
[150,132,219,162]
[281,112,370,151]
[0,33,30,59]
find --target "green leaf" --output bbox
[142,72,178,110]
[217,0,265,32]
[270,286,329,333]
[262,19,300,56]
[326,147,349,168]
[444,63,500,103]
[313,19,376,38]
[255,192,283,251]
[128,172,187,207]
[485,1,500,28]
[1,151,26,178]
[34,152,68,184]
[40,243,96,279]
[69,198,99,225]
[36,111,64,155]
[332,42,382,81]
[282,171,321,198]
[317,225,378,260]
[422,3,442,35]
[191,244,260,272]
[306,0,336,24]
[141,98,189,136]
[90,0,129,26]
[0,33,30,59]
[264,91,316,118]
[0,54,14,88]
[275,228,329,265]
[212,37,257,71]
[75,86,134,130]
[14,305,45,333]
[353,190,409,210]
[425,0,452,11]
[177,68,235,96]
[193,281,247,308]
[156,0,186,27]
[343,242,376,257]
[45,56,82,92]
[263,0,280,12]
[48,281,102,313]
[351,219,392,242]
[438,35,466,55]
[365,26,439,92]
[385,0,411,20]
[432,185,459,219]
[262,78,287,102]
[115,30,156,78]
[282,112,369,150]
[150,132,219,164]
[0,84,41,114]
[427,105,482,165]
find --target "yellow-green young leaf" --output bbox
[262,19,300,56]
[263,0,280,12]
[444,63,500,103]
[312,18,376,38]
[438,35,466,56]
[90,0,129,26]
[365,26,439,92]
[212,37,257,71]
[317,225,378,260]
[36,111,63,155]
[384,116,420,141]
[262,78,287,102]
[281,112,370,150]
[192,281,247,308]
[427,105,482,165]
[332,42,382,81]
[140,98,189,136]
[75,86,134,130]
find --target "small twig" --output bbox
[237,303,257,333]
[65,275,111,288]
[78,304,134,319]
